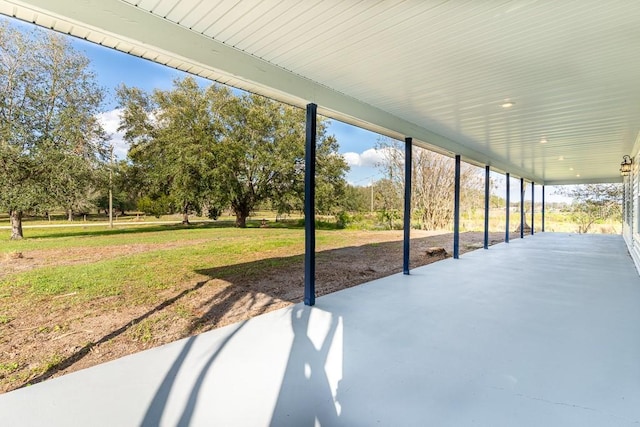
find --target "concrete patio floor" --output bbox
[1,233,639,426]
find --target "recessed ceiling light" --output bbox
[501,100,515,108]
[576,174,581,177]
[569,167,574,171]
[540,138,547,144]
[558,156,564,161]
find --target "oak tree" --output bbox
[118,78,348,227]
[117,78,226,224]
[0,21,107,239]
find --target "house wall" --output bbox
[623,153,640,273]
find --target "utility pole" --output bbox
[109,144,113,229]
[370,179,374,213]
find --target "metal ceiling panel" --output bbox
[2,0,639,184]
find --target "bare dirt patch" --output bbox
[0,230,509,393]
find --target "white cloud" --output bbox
[360,148,386,167]
[98,108,121,134]
[97,108,128,160]
[342,152,362,167]
[341,148,384,168]
[342,147,401,168]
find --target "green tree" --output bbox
[373,178,403,229]
[490,194,506,209]
[315,132,350,215]
[217,93,349,226]
[57,153,103,221]
[557,184,622,233]
[0,21,107,239]
[341,185,370,213]
[136,194,173,218]
[94,160,142,216]
[117,78,226,224]
[119,79,349,227]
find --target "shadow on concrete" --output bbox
[269,305,342,426]
[140,321,247,427]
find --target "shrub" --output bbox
[335,211,353,229]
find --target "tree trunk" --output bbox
[67,209,73,221]
[10,210,24,240]
[233,201,251,228]
[182,204,190,225]
[235,213,247,228]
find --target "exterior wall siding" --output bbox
[624,153,640,273]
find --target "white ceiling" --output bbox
[2,0,640,184]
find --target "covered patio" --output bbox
[1,233,639,426]
[2,1,640,425]
[2,1,638,274]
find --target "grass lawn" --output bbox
[0,220,341,301]
[0,220,427,392]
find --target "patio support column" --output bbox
[542,185,546,232]
[484,165,490,249]
[453,155,461,259]
[403,137,412,275]
[304,103,317,306]
[520,177,525,239]
[505,173,510,243]
[531,181,535,235]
